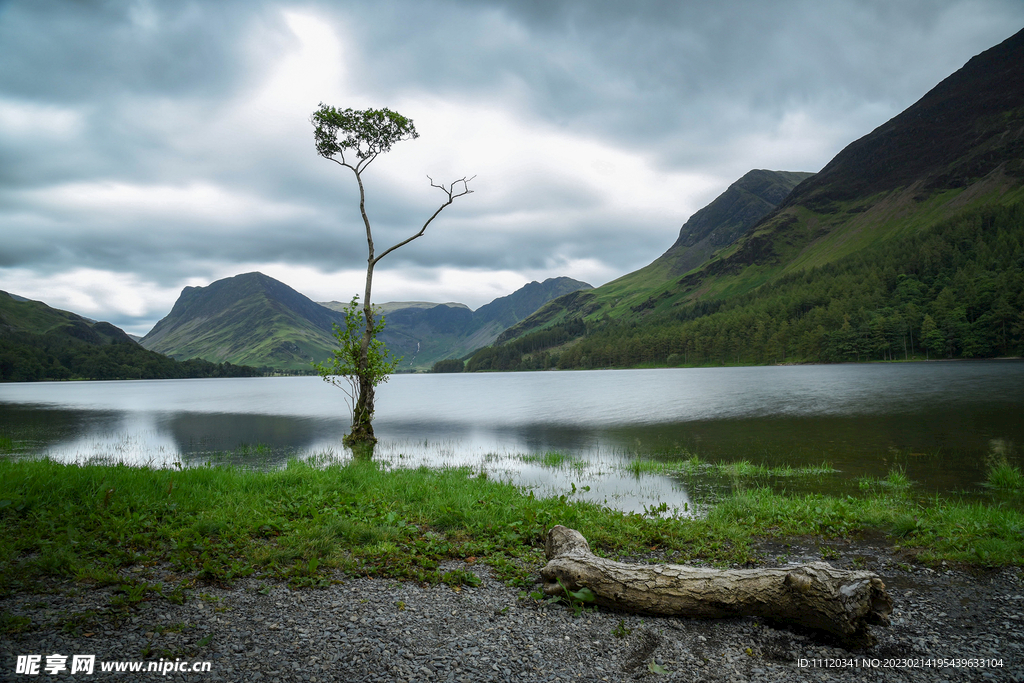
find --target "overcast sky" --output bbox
[1,0,1022,335]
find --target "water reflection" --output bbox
[1,361,1022,513]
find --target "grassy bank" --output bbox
[1,456,1022,604]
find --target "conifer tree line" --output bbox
[467,203,1024,371]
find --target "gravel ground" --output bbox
[3,538,1022,682]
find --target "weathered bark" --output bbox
[541,526,892,646]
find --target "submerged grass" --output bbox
[985,456,1024,493]
[517,451,589,476]
[620,453,836,480]
[1,455,1022,603]
[857,466,914,494]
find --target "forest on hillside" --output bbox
[467,203,1024,371]
[0,332,267,382]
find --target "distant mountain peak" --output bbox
[141,272,592,372]
[141,271,344,370]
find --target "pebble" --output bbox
[2,549,1023,682]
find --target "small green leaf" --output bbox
[568,587,596,603]
[648,662,671,675]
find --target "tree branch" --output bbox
[372,176,475,265]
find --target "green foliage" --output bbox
[1,612,33,635]
[467,318,587,372]
[312,104,418,164]
[313,295,399,411]
[0,332,265,382]
[430,358,464,373]
[556,578,596,616]
[858,466,913,494]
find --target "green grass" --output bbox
[1,456,1022,603]
[0,456,705,596]
[986,457,1024,492]
[620,454,836,480]
[857,466,913,494]
[519,451,585,471]
[713,487,1024,566]
[622,457,679,477]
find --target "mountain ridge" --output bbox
[467,27,1024,369]
[141,273,592,371]
[0,290,262,381]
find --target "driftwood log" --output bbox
[541,526,892,646]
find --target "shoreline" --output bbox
[3,459,1022,680]
[3,538,1022,682]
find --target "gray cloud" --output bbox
[1,0,1022,334]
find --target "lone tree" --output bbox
[311,104,473,447]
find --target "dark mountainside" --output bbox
[0,290,260,381]
[784,31,1024,207]
[467,28,1024,371]
[688,26,1024,286]
[0,290,135,346]
[659,169,814,277]
[142,273,591,372]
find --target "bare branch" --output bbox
[373,176,475,265]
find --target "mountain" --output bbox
[141,272,343,371]
[679,27,1024,297]
[661,169,815,278]
[323,277,593,370]
[0,290,136,346]
[143,273,591,372]
[491,170,812,345]
[0,291,260,381]
[469,28,1024,370]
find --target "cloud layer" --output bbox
[1,0,1021,334]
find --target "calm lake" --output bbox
[1,361,1022,513]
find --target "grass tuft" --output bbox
[986,457,1024,492]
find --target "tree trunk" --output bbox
[346,378,375,447]
[540,526,892,646]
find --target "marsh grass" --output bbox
[857,466,913,494]
[518,451,588,474]
[622,458,678,477]
[0,456,720,596]
[620,454,836,480]
[985,456,1024,492]
[2,455,1022,603]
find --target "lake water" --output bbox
[1,361,1022,513]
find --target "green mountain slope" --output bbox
[0,291,259,381]
[533,169,814,330]
[143,273,591,372]
[0,290,134,345]
[142,272,343,371]
[469,27,1024,370]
